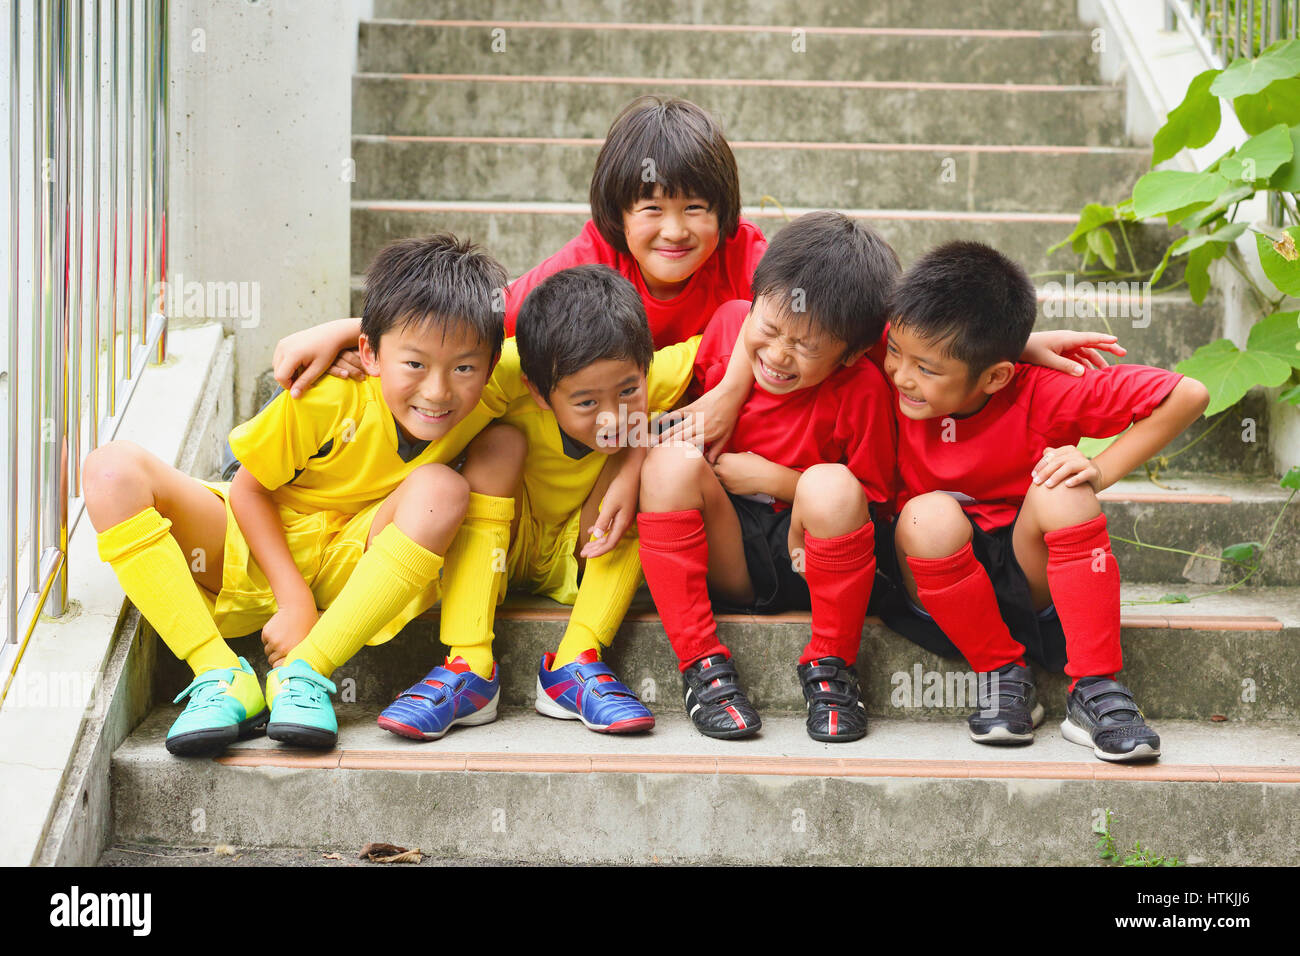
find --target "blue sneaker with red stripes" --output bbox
[535,649,655,733]
[682,654,761,739]
[797,657,868,743]
[377,657,500,741]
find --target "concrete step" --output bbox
[155,585,1300,723]
[350,135,1150,213]
[110,709,1300,865]
[358,20,1101,85]
[352,74,1129,146]
[349,201,1174,284]
[374,0,1086,31]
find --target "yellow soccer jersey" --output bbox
[478,335,701,532]
[228,373,495,514]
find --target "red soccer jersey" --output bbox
[691,299,897,513]
[504,218,768,350]
[893,363,1183,532]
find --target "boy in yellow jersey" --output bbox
[83,233,510,754]
[377,264,737,738]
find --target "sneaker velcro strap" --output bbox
[285,669,338,696]
[1089,698,1140,720]
[802,662,849,684]
[1077,679,1133,705]
[396,680,450,704]
[172,668,234,705]
[696,678,743,707]
[589,679,638,700]
[808,686,858,707]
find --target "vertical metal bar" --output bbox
[140,0,152,360]
[8,0,23,647]
[1248,0,1256,54]
[1165,1,1178,32]
[69,0,83,499]
[89,0,100,451]
[1235,0,1244,57]
[109,0,119,415]
[46,0,69,614]
[155,0,167,363]
[1221,0,1230,60]
[123,0,134,368]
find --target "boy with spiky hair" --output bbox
[876,240,1209,762]
[377,264,708,739]
[635,211,901,743]
[84,233,509,754]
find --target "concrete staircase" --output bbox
[107,0,1300,865]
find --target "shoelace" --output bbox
[173,669,237,711]
[279,670,335,707]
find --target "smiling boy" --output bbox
[635,212,900,742]
[84,233,508,754]
[874,240,1210,762]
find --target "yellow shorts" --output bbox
[504,490,585,607]
[197,481,440,645]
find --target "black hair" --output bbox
[888,240,1037,378]
[589,94,741,255]
[750,211,900,356]
[515,264,654,399]
[361,232,508,356]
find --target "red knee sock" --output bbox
[799,521,876,665]
[906,541,1025,673]
[636,510,730,671]
[1045,513,1123,685]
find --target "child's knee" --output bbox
[401,463,470,522]
[471,422,527,470]
[640,442,709,509]
[793,464,866,525]
[1023,479,1101,529]
[895,492,970,558]
[83,441,153,524]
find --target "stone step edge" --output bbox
[356,71,1119,93]
[209,745,1300,783]
[365,19,1087,40]
[351,132,1147,155]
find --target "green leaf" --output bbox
[1152,69,1223,165]
[1172,221,1248,256]
[1131,170,1229,219]
[1176,339,1294,414]
[1281,466,1300,489]
[1210,39,1300,98]
[1049,202,1116,254]
[1219,124,1295,182]
[1149,242,1177,286]
[1161,593,1191,604]
[1281,384,1300,404]
[1087,227,1118,270]
[1245,311,1300,369]
[1233,78,1300,135]
[1078,434,1119,458]
[1221,541,1263,563]
[1255,227,1300,297]
[1178,184,1255,230]
[1267,125,1300,191]
[1185,243,1218,303]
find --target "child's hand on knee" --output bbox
[1032,446,1102,491]
[262,600,320,667]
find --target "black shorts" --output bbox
[871,509,1067,672]
[709,492,891,618]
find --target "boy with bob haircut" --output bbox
[636,211,900,743]
[84,233,508,755]
[377,264,710,739]
[876,240,1210,762]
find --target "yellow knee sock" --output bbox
[288,523,444,678]
[552,526,642,668]
[436,492,514,677]
[96,507,239,676]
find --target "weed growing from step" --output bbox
[1095,810,1184,867]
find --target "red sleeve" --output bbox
[723,218,767,298]
[833,363,898,506]
[504,220,621,335]
[1027,364,1184,444]
[692,299,750,394]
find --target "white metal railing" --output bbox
[3,0,168,701]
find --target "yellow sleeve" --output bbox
[479,339,528,418]
[227,375,355,491]
[647,334,702,413]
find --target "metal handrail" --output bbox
[1165,0,1300,67]
[3,0,169,702]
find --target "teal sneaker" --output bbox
[166,657,269,756]
[265,659,338,749]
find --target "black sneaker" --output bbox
[797,657,868,743]
[682,655,761,739]
[968,662,1044,745]
[1061,677,1161,762]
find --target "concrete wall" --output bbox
[168,0,372,419]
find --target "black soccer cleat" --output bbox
[797,657,868,743]
[967,662,1044,745]
[682,655,761,739]
[1061,677,1161,762]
